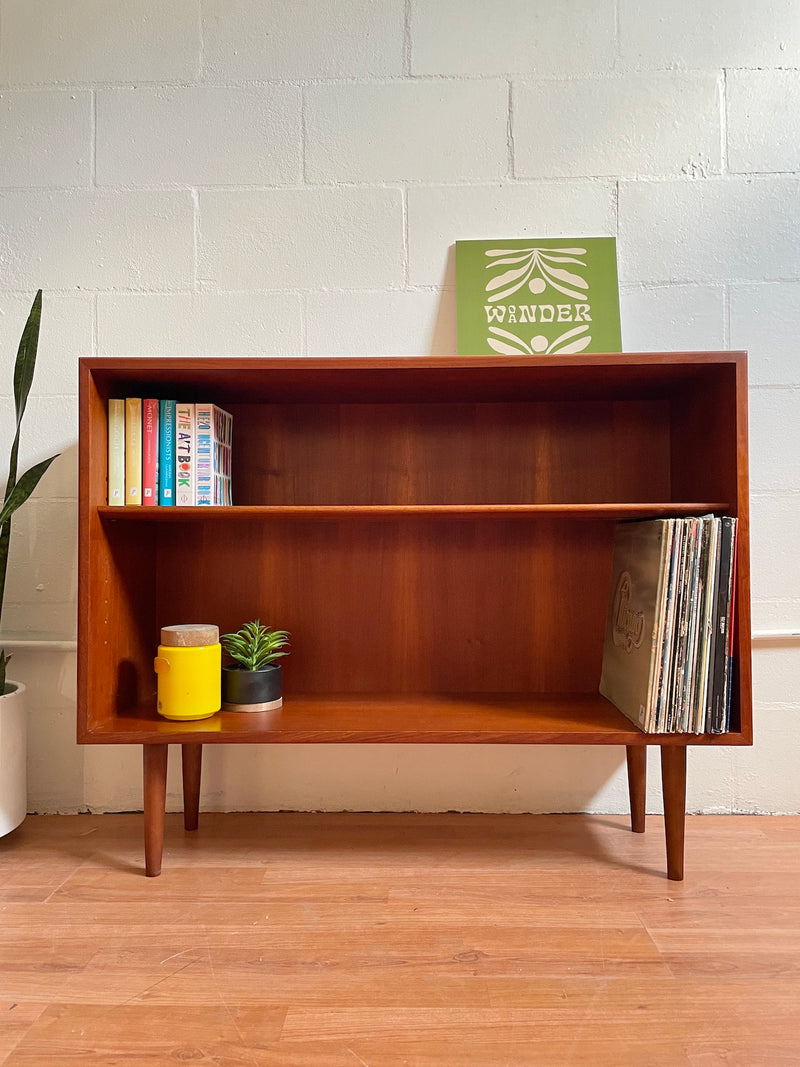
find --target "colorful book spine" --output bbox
[194,403,233,506]
[107,399,125,506]
[124,397,142,506]
[220,405,233,505]
[175,402,195,506]
[142,398,159,506]
[195,403,213,507]
[218,405,233,505]
[158,400,176,505]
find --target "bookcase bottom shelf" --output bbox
[81,693,748,746]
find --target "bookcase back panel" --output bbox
[154,518,614,696]
[230,400,672,507]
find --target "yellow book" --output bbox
[125,397,142,506]
[107,399,125,506]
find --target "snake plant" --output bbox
[1,291,60,692]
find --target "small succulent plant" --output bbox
[220,620,290,672]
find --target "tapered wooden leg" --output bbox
[660,745,687,881]
[143,744,168,877]
[626,745,647,833]
[182,744,202,832]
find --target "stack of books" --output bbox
[107,399,233,507]
[599,516,738,734]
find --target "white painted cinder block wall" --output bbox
[0,0,798,816]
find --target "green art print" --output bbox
[456,237,622,356]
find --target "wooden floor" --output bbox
[1,813,799,1065]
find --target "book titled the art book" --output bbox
[456,237,621,356]
[175,403,195,507]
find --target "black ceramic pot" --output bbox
[221,664,282,712]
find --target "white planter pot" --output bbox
[0,680,27,837]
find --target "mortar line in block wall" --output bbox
[507,80,515,179]
[300,85,309,185]
[90,90,97,187]
[300,291,308,356]
[197,0,205,82]
[402,0,413,76]
[401,186,409,288]
[192,187,200,292]
[722,284,731,348]
[720,68,729,175]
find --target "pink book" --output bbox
[142,398,159,506]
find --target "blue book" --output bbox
[158,399,176,505]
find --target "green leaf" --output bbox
[0,455,59,528]
[7,291,42,495]
[14,291,42,422]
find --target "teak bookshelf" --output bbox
[78,353,752,878]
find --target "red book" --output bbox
[142,398,159,506]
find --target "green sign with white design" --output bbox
[456,237,622,356]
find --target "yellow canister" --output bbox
[154,624,221,721]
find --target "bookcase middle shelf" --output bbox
[97,502,731,522]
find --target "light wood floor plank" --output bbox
[1,812,799,1064]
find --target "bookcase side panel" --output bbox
[731,356,752,740]
[80,365,158,738]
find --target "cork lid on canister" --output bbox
[160,624,219,647]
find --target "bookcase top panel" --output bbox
[80,352,746,406]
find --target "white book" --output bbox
[107,398,125,506]
[175,402,195,506]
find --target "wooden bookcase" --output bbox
[78,353,752,878]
